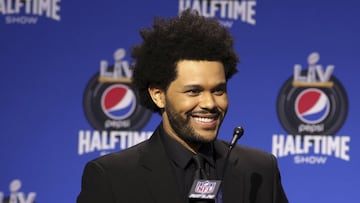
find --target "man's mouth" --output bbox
[192,116,217,123]
[190,113,220,129]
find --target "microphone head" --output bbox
[233,126,244,137]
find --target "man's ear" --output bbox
[148,86,165,109]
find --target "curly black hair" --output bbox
[131,9,239,113]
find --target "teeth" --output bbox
[194,117,214,123]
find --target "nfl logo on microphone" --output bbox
[189,180,221,201]
[195,181,216,194]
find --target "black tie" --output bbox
[193,154,207,179]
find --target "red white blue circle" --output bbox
[295,88,330,124]
[101,84,136,120]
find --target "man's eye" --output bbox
[186,89,201,96]
[213,89,226,96]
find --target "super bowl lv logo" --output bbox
[0,179,36,203]
[78,48,153,156]
[273,52,351,164]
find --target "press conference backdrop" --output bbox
[1,0,359,202]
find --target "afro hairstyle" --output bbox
[131,9,239,113]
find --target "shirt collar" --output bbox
[159,124,215,168]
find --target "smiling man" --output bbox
[154,60,228,153]
[77,9,288,203]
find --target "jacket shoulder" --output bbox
[90,139,148,170]
[217,140,277,169]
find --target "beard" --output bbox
[165,99,223,148]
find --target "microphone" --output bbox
[188,126,245,203]
[229,126,244,150]
[222,126,244,179]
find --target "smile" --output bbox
[193,116,216,123]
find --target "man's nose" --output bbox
[199,92,216,110]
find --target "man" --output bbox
[77,9,288,203]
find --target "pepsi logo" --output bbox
[295,88,330,124]
[101,84,136,120]
[277,70,348,136]
[83,71,152,131]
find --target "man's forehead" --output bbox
[171,60,226,86]
[176,60,224,73]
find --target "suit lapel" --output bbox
[138,128,183,203]
[214,140,245,203]
[137,131,247,203]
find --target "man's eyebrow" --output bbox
[182,83,227,89]
[183,84,203,89]
[215,83,227,88]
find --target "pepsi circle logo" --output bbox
[295,88,330,124]
[101,85,136,120]
[83,72,152,131]
[277,73,348,136]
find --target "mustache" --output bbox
[186,109,221,116]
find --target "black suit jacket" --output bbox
[77,126,288,203]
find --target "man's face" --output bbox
[162,60,228,147]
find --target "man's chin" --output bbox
[196,134,218,144]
